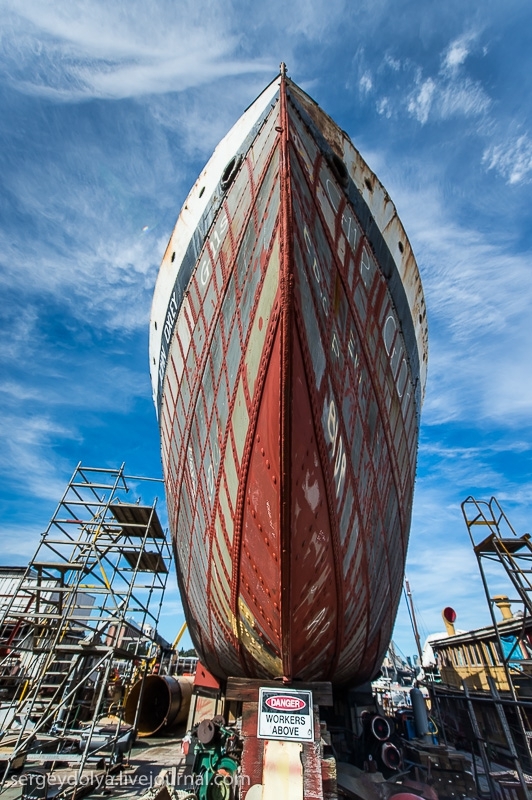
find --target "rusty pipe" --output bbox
[124,675,193,737]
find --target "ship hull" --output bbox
[150,73,427,686]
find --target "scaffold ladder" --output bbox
[462,496,532,794]
[0,463,171,796]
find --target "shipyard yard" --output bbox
[3,2,532,799]
[2,475,532,799]
[2,54,532,800]
[0,736,188,800]
[3,506,532,800]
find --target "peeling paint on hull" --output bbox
[149,72,428,686]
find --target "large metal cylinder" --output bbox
[409,687,432,744]
[125,675,193,737]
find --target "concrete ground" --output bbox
[1,731,190,800]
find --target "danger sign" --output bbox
[257,687,314,742]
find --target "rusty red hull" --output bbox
[150,72,428,685]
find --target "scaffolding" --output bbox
[462,496,532,794]
[0,463,171,795]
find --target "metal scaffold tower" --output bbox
[0,463,171,795]
[462,496,532,783]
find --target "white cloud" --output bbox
[0,524,45,561]
[366,62,485,127]
[277,0,347,40]
[148,79,265,160]
[359,71,373,95]
[0,226,163,334]
[407,77,436,124]
[376,97,392,118]
[483,133,532,185]
[0,306,39,365]
[438,78,490,118]
[0,0,355,345]
[442,34,473,73]
[0,0,274,101]
[372,29,488,125]
[420,444,498,489]
[0,105,179,336]
[0,414,77,501]
[0,0,350,103]
[406,59,490,125]
[17,56,273,103]
[357,154,532,427]
[384,54,401,72]
[0,326,153,415]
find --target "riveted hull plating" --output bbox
[150,73,427,686]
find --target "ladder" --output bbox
[462,496,532,787]
[462,497,532,657]
[0,464,171,795]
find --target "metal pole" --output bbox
[429,685,448,746]
[463,682,496,799]
[127,659,150,763]
[405,578,423,664]
[71,655,115,800]
[487,676,532,800]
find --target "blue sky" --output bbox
[1,0,532,658]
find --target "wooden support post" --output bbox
[225,678,334,800]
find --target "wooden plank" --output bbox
[321,755,337,800]
[240,700,264,800]
[302,705,324,799]
[262,740,303,800]
[226,677,333,706]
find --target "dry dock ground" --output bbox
[1,734,188,800]
[92,736,189,800]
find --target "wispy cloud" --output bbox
[367,171,532,425]
[0,0,273,101]
[0,0,350,104]
[0,524,47,561]
[406,32,490,124]
[0,233,165,334]
[0,414,77,501]
[407,78,436,124]
[437,78,490,119]
[351,22,532,203]
[1,0,532,662]
[376,97,392,119]
[0,105,179,336]
[383,54,401,72]
[356,29,490,126]
[396,478,528,648]
[483,133,532,185]
[359,71,373,95]
[442,32,476,74]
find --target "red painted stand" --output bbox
[225,678,336,800]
